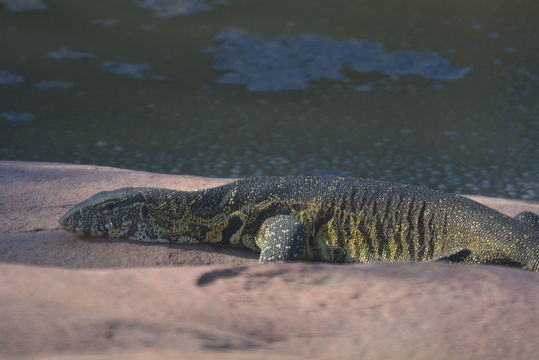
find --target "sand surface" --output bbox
[1,160,539,359]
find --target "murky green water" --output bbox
[1,0,538,199]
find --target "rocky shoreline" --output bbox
[1,160,538,360]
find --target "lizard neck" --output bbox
[152,183,243,244]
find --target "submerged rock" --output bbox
[1,112,34,122]
[47,47,94,60]
[0,0,47,12]
[34,80,73,89]
[209,31,471,91]
[0,71,24,85]
[134,0,228,17]
[103,62,151,79]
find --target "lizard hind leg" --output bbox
[434,248,524,269]
[463,250,524,269]
[257,215,308,263]
[434,248,473,264]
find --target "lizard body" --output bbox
[59,176,539,270]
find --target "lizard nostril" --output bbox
[58,209,76,231]
[58,213,69,229]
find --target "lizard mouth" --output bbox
[103,221,132,238]
[58,210,107,236]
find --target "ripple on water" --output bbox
[208,31,472,91]
[0,0,47,11]
[102,148,538,200]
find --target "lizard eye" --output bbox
[99,202,118,214]
[140,204,148,219]
[101,202,118,211]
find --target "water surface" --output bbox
[1,0,538,199]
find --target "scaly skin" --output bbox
[59,176,539,271]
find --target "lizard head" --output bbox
[59,188,150,238]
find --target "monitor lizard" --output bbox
[59,176,539,271]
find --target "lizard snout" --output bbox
[58,209,75,232]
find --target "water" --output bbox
[1,0,538,199]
